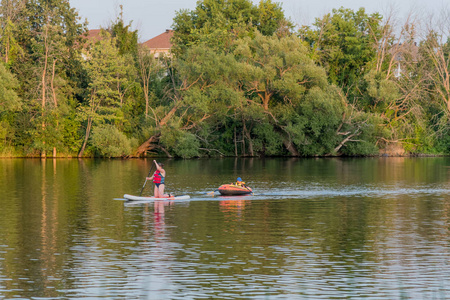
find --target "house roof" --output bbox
[142,29,174,50]
[85,29,102,43]
[389,42,419,61]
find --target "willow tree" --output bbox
[146,31,377,157]
[133,0,291,157]
[232,32,377,156]
[134,45,239,158]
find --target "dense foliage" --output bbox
[1,0,450,158]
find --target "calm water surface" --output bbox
[0,157,449,299]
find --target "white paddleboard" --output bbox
[123,194,190,201]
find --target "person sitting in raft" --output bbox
[147,160,173,198]
[234,177,247,187]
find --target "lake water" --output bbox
[0,157,449,299]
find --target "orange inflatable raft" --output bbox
[217,184,253,196]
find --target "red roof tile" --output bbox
[143,29,173,50]
[86,29,102,43]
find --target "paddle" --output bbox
[207,189,218,196]
[236,180,253,194]
[139,164,155,196]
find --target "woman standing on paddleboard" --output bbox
[147,160,168,198]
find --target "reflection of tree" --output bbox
[40,158,59,295]
[0,159,141,297]
[0,159,80,298]
[2,158,450,297]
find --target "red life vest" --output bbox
[153,170,162,184]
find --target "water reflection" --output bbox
[0,158,449,298]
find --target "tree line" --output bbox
[1,0,450,158]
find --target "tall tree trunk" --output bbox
[41,122,46,158]
[42,25,48,109]
[40,23,49,158]
[51,59,57,106]
[51,59,58,158]
[144,86,149,118]
[78,118,92,157]
[4,32,9,65]
[142,73,150,118]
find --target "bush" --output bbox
[173,132,200,158]
[160,128,200,158]
[91,124,133,157]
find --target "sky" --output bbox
[69,0,448,42]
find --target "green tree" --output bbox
[299,7,383,100]
[109,5,138,56]
[167,32,377,157]
[0,62,21,154]
[421,33,450,116]
[77,31,129,157]
[0,62,20,111]
[0,0,25,65]
[136,44,164,119]
[173,45,241,156]
[233,32,346,155]
[91,124,134,157]
[415,31,450,153]
[134,43,241,157]
[4,0,86,157]
[171,0,290,56]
